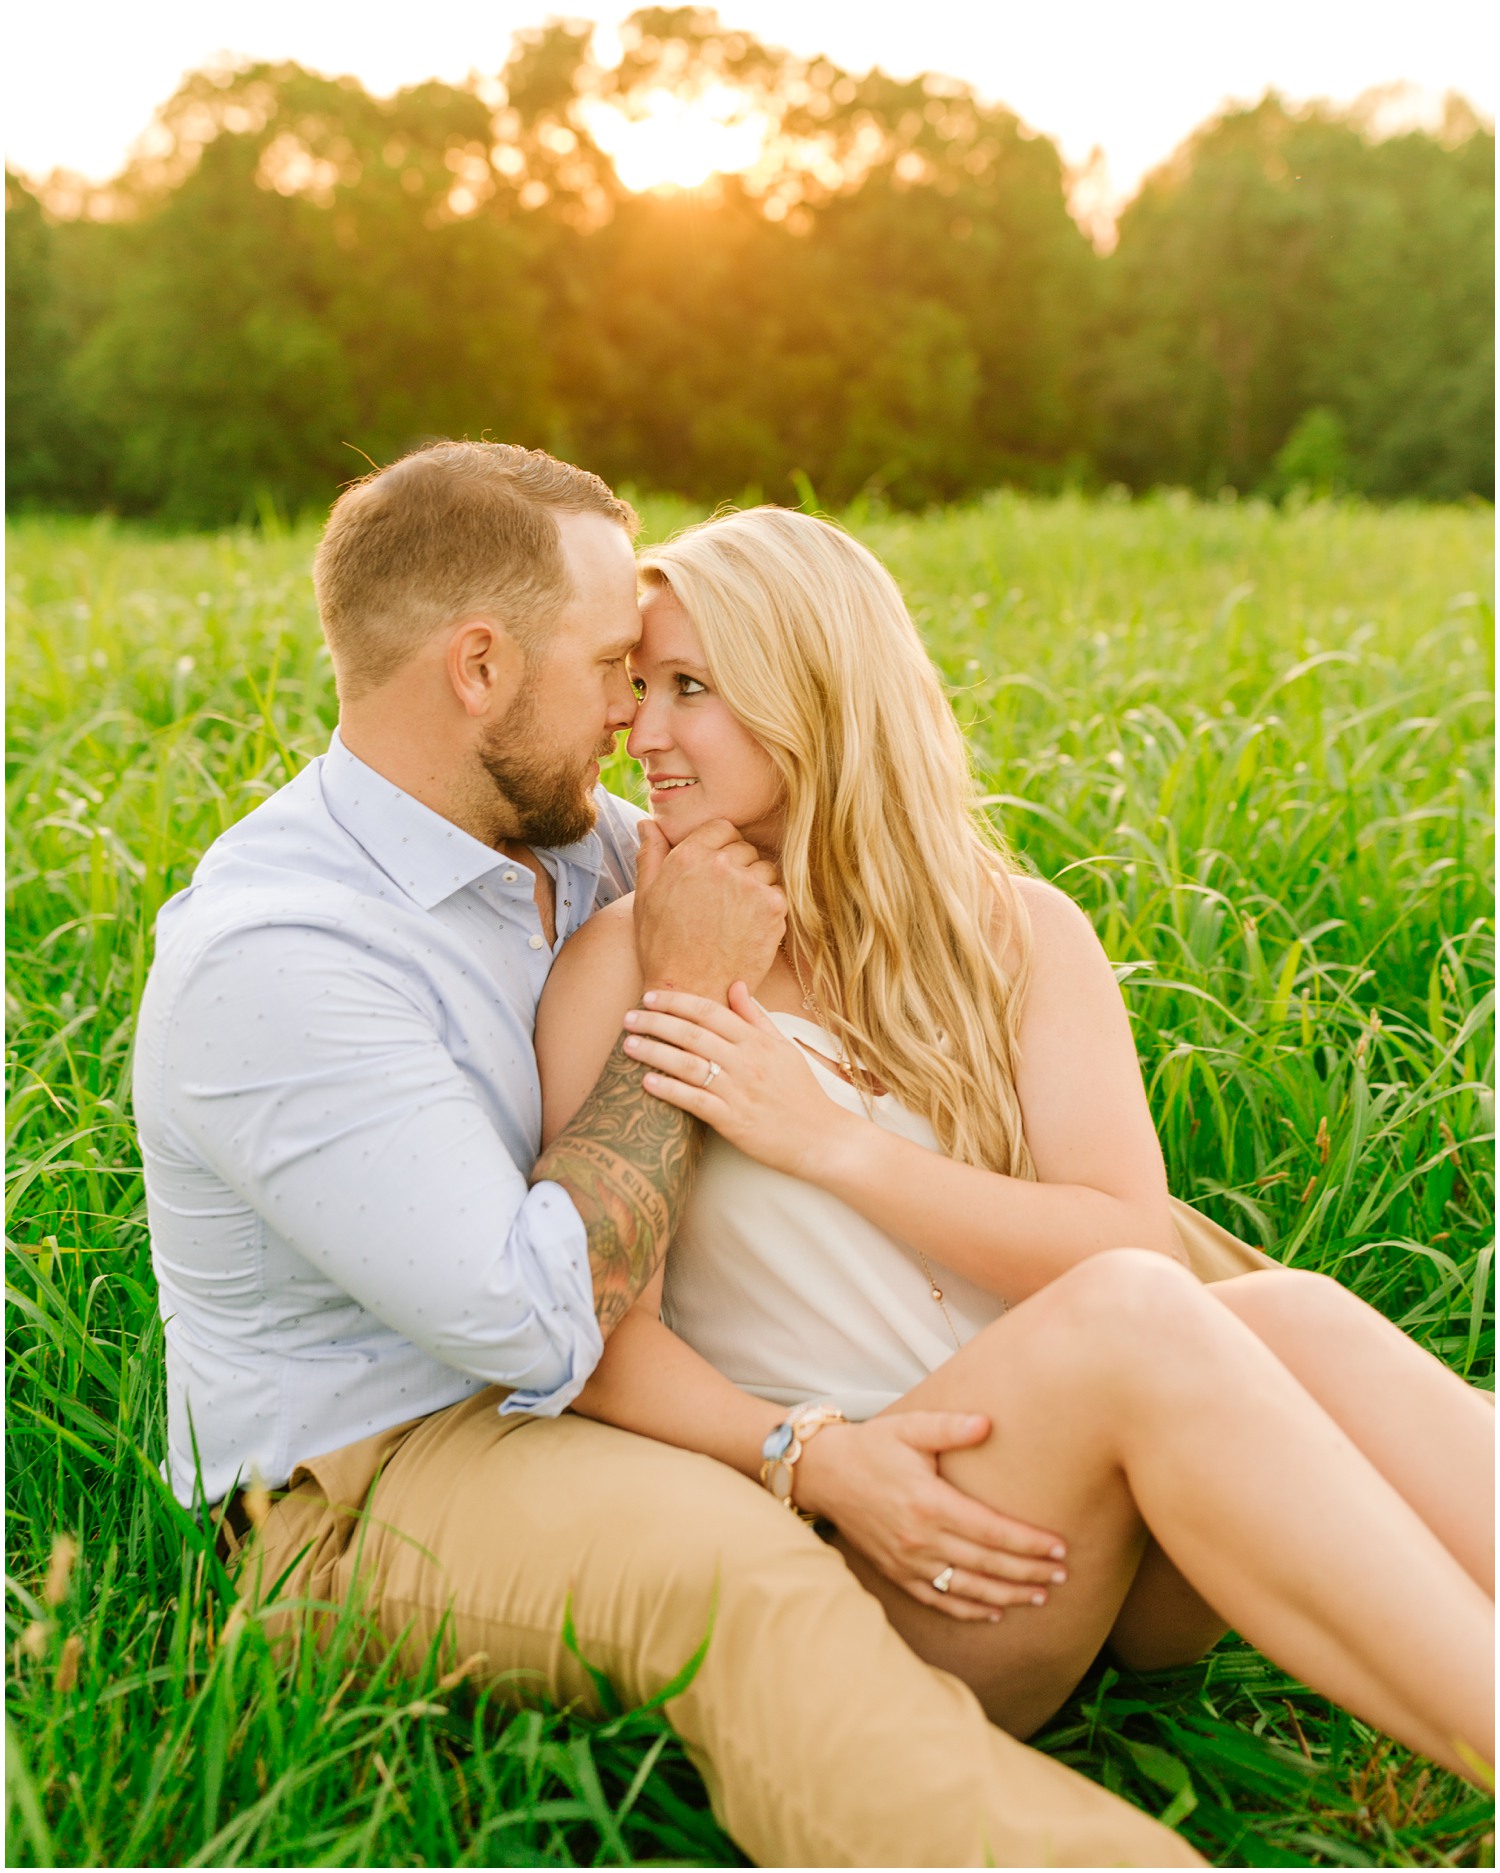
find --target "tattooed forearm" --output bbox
[531,1038,702,1334]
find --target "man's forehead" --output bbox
[555,507,637,574]
[554,598,639,655]
[549,512,641,646]
[599,623,642,657]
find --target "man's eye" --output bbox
[677,675,707,696]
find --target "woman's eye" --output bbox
[630,676,647,699]
[676,674,707,696]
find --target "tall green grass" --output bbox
[7,493,1494,1866]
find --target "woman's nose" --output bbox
[625,696,669,759]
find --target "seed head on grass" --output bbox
[19,1621,52,1663]
[42,1533,78,1608]
[54,1633,83,1693]
[242,1469,271,1530]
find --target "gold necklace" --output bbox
[779,938,962,1352]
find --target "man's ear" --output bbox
[445,617,528,719]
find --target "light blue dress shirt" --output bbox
[132,730,644,1505]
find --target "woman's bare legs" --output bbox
[1105,1268,1494,1670]
[832,1250,1493,1781]
[1212,1269,1493,1587]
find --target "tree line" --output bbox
[7,7,1494,525]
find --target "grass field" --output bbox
[6,492,1495,1867]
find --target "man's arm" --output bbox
[533,817,784,1333]
[531,1038,699,1335]
[147,922,607,1412]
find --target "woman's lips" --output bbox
[648,777,699,797]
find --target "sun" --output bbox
[582,85,770,193]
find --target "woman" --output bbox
[535,506,1493,1780]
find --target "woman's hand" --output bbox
[621,983,861,1181]
[795,1414,1068,1621]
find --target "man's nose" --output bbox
[605,667,639,731]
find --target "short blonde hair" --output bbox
[639,507,1034,1178]
[314,441,638,700]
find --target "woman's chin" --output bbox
[650,801,717,847]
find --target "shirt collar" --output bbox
[319,729,602,910]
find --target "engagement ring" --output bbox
[701,1060,722,1088]
[932,1566,955,1594]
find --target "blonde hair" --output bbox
[639,507,1035,1178]
[314,441,638,700]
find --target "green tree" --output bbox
[1091,94,1494,498]
[4,173,103,508]
[64,64,556,523]
[4,23,1491,520]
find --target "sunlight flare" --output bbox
[582,85,770,193]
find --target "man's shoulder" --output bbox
[151,758,413,979]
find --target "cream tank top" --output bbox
[661,1012,1007,1421]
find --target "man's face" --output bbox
[478,511,640,847]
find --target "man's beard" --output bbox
[477,679,609,849]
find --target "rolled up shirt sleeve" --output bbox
[158,921,603,1414]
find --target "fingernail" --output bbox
[642,991,658,1006]
[623,1009,641,1026]
[623,1036,640,1051]
[988,1613,1002,1624]
[1049,1544,1066,1561]
[1051,1569,1067,1584]
[1030,1591,1047,1606]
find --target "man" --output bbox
[134,440,1201,1867]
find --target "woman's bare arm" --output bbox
[817,876,1178,1280]
[622,876,1182,1300]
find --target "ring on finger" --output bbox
[932,1565,955,1594]
[701,1059,722,1089]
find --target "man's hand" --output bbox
[634,819,786,1001]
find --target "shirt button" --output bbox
[528,934,545,950]
[503,871,518,883]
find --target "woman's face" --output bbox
[626,586,783,851]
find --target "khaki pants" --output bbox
[239,1204,1267,1866]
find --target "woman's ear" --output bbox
[445,617,527,719]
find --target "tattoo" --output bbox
[531,1039,702,1334]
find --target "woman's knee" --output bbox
[1046,1246,1209,1344]
[1211,1265,1353,1342]
[1018,1249,1236,1413]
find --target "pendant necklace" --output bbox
[779,937,962,1351]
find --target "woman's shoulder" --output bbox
[1009,872,1093,935]
[537,893,643,1143]
[538,889,640,1053]
[574,889,636,939]
[988,870,1096,974]
[544,890,635,993]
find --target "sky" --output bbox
[5,0,1495,224]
